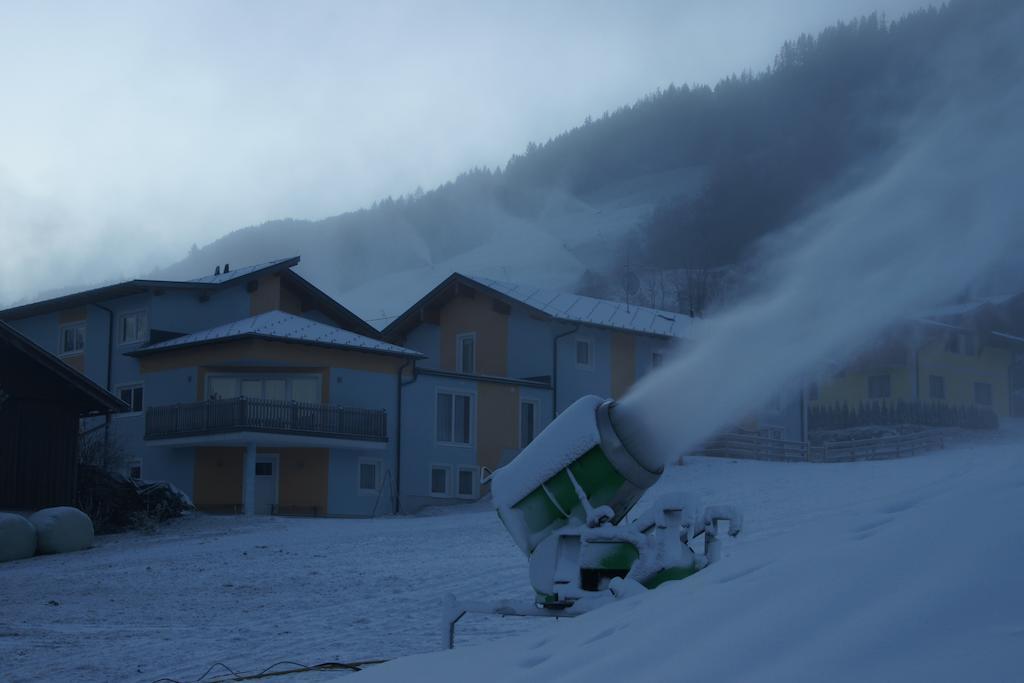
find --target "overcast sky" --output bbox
[0,0,934,305]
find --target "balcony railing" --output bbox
[145,397,387,442]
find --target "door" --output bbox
[253,453,279,515]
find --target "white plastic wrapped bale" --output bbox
[0,513,37,562]
[30,507,94,555]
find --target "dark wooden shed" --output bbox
[0,321,125,510]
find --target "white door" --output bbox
[253,453,279,515]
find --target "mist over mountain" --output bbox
[154,0,1018,326]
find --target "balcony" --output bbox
[144,397,387,444]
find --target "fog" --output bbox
[0,0,932,305]
[615,3,1024,463]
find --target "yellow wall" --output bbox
[438,291,508,376]
[812,336,1012,416]
[476,382,518,472]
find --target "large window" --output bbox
[520,399,537,448]
[437,391,472,444]
[456,333,476,374]
[868,375,891,400]
[430,465,451,496]
[929,375,946,400]
[119,310,148,345]
[118,384,144,413]
[59,323,86,356]
[207,375,320,402]
[975,382,993,407]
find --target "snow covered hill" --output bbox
[357,433,1024,682]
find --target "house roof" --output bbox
[0,255,379,338]
[128,310,424,359]
[0,321,127,416]
[383,272,695,340]
[0,257,300,321]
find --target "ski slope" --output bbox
[357,430,1024,683]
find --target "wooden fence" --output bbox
[699,430,945,463]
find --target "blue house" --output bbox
[0,258,422,516]
[383,273,807,512]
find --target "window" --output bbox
[437,391,472,444]
[430,465,451,496]
[128,461,142,480]
[576,338,594,369]
[520,400,537,448]
[929,375,946,400]
[358,459,380,492]
[456,333,476,374]
[868,375,891,400]
[118,384,144,413]
[206,375,320,402]
[975,382,993,407]
[963,334,978,356]
[945,333,960,354]
[255,462,273,476]
[457,467,476,498]
[119,310,148,345]
[651,352,664,369]
[59,323,86,356]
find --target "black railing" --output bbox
[145,397,387,442]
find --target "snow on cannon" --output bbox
[442,394,742,648]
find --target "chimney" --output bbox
[215,265,221,276]
[224,263,230,273]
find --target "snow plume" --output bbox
[615,27,1024,465]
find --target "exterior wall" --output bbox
[555,328,612,414]
[811,336,1013,417]
[149,287,249,335]
[438,292,508,375]
[916,337,1012,416]
[249,273,284,315]
[193,447,244,510]
[506,309,554,380]
[401,323,441,370]
[397,372,552,513]
[610,331,636,399]
[277,448,329,514]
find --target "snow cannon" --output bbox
[490,395,742,608]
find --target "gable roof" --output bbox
[128,310,424,359]
[0,321,127,416]
[0,256,379,338]
[383,272,695,340]
[0,257,300,321]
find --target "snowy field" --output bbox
[3,429,1023,682]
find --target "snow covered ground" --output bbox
[3,429,1022,682]
[359,429,1024,682]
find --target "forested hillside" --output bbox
[155,0,1017,325]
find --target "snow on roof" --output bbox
[133,310,423,358]
[465,275,695,339]
[187,256,299,285]
[992,330,1024,345]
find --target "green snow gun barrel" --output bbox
[491,395,741,607]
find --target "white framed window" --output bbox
[575,337,594,369]
[358,458,381,493]
[519,399,538,448]
[430,465,452,497]
[59,322,86,356]
[651,351,664,369]
[127,461,142,480]
[456,333,476,374]
[118,310,148,346]
[456,466,477,498]
[117,384,144,414]
[436,390,473,445]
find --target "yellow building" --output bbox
[810,295,1024,423]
